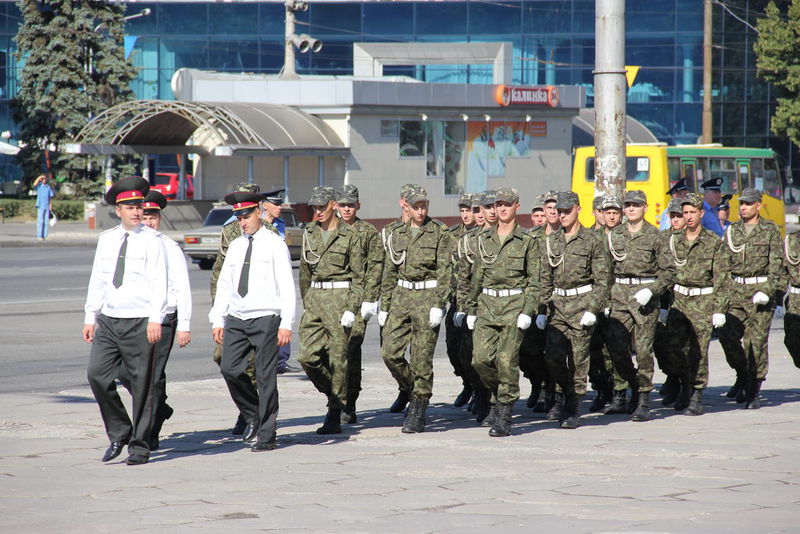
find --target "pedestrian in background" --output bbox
[33,174,54,240]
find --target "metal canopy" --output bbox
[68,100,346,156]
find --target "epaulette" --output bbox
[99,227,117,237]
[355,218,378,233]
[447,223,462,232]
[431,218,448,229]
[222,219,238,229]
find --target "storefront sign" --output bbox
[495,85,559,108]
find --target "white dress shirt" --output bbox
[209,224,295,330]
[161,235,192,331]
[84,225,168,325]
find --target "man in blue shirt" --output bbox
[700,177,725,236]
[659,178,690,230]
[33,174,54,240]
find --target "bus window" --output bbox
[681,161,696,190]
[750,158,764,189]
[668,157,681,185]
[763,158,783,198]
[696,158,709,186]
[709,158,738,195]
[737,161,751,189]
[585,157,650,182]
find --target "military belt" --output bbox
[674,284,713,297]
[553,284,592,297]
[482,287,523,297]
[397,279,437,290]
[615,277,656,285]
[789,286,800,294]
[311,281,351,289]
[733,276,767,284]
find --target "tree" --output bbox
[754,1,800,147]
[12,1,138,196]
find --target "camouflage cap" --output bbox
[400,183,417,200]
[458,192,473,207]
[543,190,559,203]
[667,198,684,214]
[336,184,359,203]
[623,190,647,205]
[495,187,519,204]
[482,190,497,205]
[406,185,429,205]
[308,185,336,206]
[471,193,483,208]
[531,194,546,211]
[681,192,703,209]
[739,187,763,203]
[601,195,622,210]
[555,191,579,210]
[235,182,261,194]
[592,195,604,210]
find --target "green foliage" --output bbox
[12,1,138,194]
[755,2,800,147]
[51,200,85,220]
[0,198,85,220]
[0,198,29,218]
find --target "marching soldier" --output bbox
[530,194,547,228]
[298,186,365,434]
[659,193,729,416]
[591,195,605,230]
[336,185,384,424]
[465,188,541,436]
[538,191,609,429]
[719,187,783,409]
[379,185,452,433]
[543,190,561,235]
[604,190,676,422]
[781,226,800,370]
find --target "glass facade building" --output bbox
[0,0,795,182]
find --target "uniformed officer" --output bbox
[718,194,732,230]
[83,176,168,465]
[604,190,676,422]
[379,185,452,433]
[335,184,384,424]
[659,193,729,416]
[700,177,725,237]
[719,187,783,409]
[465,188,541,436]
[209,190,295,451]
[659,178,690,230]
[539,191,609,429]
[445,193,479,408]
[297,185,365,434]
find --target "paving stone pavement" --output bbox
[1,331,799,534]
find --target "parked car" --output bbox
[183,205,303,269]
[150,172,194,200]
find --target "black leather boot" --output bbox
[488,403,513,437]
[660,375,681,406]
[546,392,564,421]
[481,402,497,427]
[316,408,343,435]
[744,379,762,410]
[683,389,704,416]
[626,388,640,414]
[454,384,473,408]
[389,389,410,413]
[231,414,247,436]
[589,387,609,412]
[631,391,651,422]
[402,396,428,433]
[560,394,583,429]
[673,380,692,411]
[526,381,542,409]
[604,389,627,414]
[726,375,744,399]
[340,407,357,424]
[533,384,552,413]
[474,389,491,423]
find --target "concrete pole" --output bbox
[701,0,713,144]
[318,155,324,186]
[178,155,187,200]
[283,155,291,204]
[594,0,627,197]
[282,2,298,79]
[247,155,254,184]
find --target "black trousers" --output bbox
[220,315,280,443]
[87,314,157,458]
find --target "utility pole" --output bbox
[281,0,321,80]
[701,0,713,144]
[594,0,627,198]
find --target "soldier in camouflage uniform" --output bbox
[719,187,783,409]
[336,185,384,424]
[658,193,729,416]
[781,228,800,369]
[445,193,479,408]
[379,185,452,433]
[539,191,609,429]
[465,188,541,437]
[604,190,676,422]
[298,186,365,434]
[591,195,606,230]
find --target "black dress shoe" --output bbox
[231,414,247,436]
[277,363,301,374]
[101,441,126,462]
[125,453,149,465]
[252,441,277,452]
[242,420,258,443]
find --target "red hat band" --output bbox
[142,201,161,210]
[233,201,258,211]
[116,190,145,203]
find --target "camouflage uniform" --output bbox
[298,188,365,414]
[517,224,549,404]
[586,224,616,407]
[782,231,800,369]
[719,192,783,405]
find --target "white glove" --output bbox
[466,315,477,330]
[775,305,786,319]
[634,288,653,307]
[360,302,375,321]
[712,313,726,328]
[603,307,610,317]
[340,311,355,328]
[453,311,466,327]
[580,311,597,327]
[429,307,444,328]
[377,311,388,327]
[535,314,547,330]
[517,313,532,330]
[658,309,669,324]
[752,291,770,305]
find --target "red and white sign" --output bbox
[495,85,559,108]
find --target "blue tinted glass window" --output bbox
[416,3,467,35]
[157,4,207,35]
[676,68,702,103]
[310,41,353,73]
[676,0,703,31]
[129,36,159,70]
[363,3,413,36]
[260,41,285,72]
[674,103,702,143]
[627,0,675,32]
[627,36,675,67]
[209,4,258,36]
[521,36,571,86]
[629,69,676,103]
[308,4,361,37]
[572,0,594,34]
[469,2,521,34]
[208,39,259,71]
[523,1,572,34]
[124,3,158,35]
[259,4,285,38]
[130,69,159,100]
[160,38,208,70]
[629,103,675,140]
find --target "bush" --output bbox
[0,199,33,218]
[0,199,85,220]
[52,200,85,221]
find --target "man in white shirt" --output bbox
[209,191,295,451]
[83,176,168,465]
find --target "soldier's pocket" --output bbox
[504,252,526,276]
[418,245,438,269]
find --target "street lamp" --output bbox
[94,7,151,33]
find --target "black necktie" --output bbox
[112,232,128,288]
[238,235,253,297]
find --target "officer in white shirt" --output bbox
[83,176,168,465]
[209,191,295,451]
